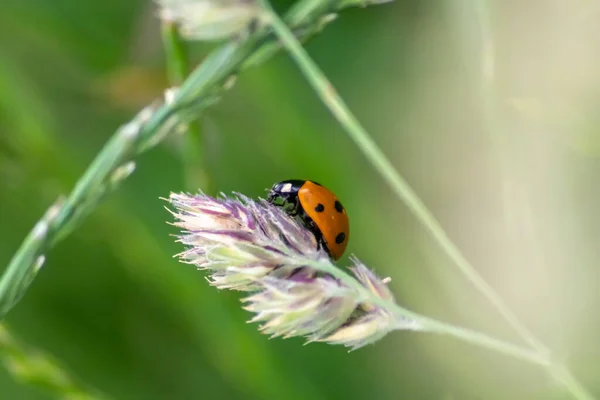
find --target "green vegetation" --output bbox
[1,0,599,399]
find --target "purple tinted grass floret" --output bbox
[167,191,420,349]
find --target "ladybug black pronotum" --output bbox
[267,179,349,260]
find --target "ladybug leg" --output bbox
[269,193,299,216]
[285,196,301,217]
[316,233,332,258]
[303,216,331,256]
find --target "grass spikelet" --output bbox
[167,191,421,349]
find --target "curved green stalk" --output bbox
[0,0,372,319]
[259,2,594,399]
[305,259,548,366]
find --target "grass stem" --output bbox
[0,0,363,319]
[306,259,549,367]
[260,2,594,399]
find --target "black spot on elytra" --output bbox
[314,203,325,212]
[335,232,346,244]
[334,200,344,213]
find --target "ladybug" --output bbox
[267,179,349,260]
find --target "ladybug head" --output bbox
[267,180,305,200]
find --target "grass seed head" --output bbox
[168,191,420,349]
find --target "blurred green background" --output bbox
[1,0,600,399]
